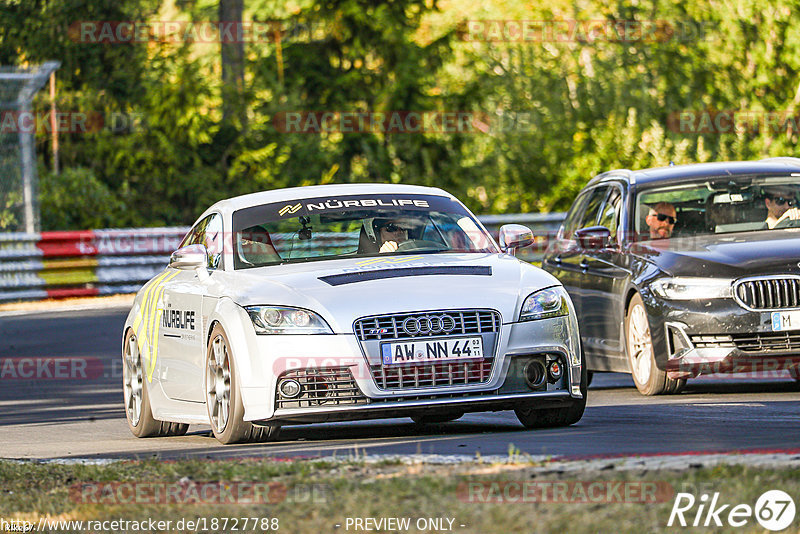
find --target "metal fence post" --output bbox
[0,61,60,234]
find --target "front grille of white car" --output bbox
[369,360,494,389]
[275,368,368,409]
[354,309,500,340]
[354,309,501,390]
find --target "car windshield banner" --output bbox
[233,194,466,230]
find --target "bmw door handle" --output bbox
[579,259,589,270]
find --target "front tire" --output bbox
[205,324,281,444]
[122,329,188,438]
[625,293,684,396]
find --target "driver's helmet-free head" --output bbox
[367,217,416,243]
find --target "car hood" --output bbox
[629,230,800,278]
[220,253,560,333]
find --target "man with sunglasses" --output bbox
[763,187,800,229]
[375,218,412,253]
[645,202,677,239]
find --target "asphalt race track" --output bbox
[1,307,799,461]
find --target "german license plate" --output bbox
[380,336,484,365]
[771,311,800,331]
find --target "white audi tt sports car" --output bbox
[122,183,586,444]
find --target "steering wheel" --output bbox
[775,216,800,229]
[397,239,444,251]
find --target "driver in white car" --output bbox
[375,218,412,253]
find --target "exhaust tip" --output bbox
[523,360,547,389]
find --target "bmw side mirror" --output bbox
[574,226,612,251]
[169,244,208,270]
[498,224,534,255]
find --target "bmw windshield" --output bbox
[231,193,498,269]
[635,176,800,240]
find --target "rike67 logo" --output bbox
[668,490,796,531]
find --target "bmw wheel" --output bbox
[123,329,188,437]
[625,293,684,395]
[205,324,280,444]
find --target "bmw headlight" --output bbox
[245,306,333,334]
[650,277,733,300]
[520,286,570,321]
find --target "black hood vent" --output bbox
[319,266,492,286]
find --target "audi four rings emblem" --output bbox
[402,314,457,336]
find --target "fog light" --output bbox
[278,379,301,398]
[548,360,563,382]
[523,360,547,389]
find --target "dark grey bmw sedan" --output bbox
[543,158,800,395]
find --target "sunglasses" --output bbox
[768,196,796,207]
[382,223,408,233]
[654,213,677,225]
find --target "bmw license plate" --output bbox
[771,311,800,331]
[381,336,484,366]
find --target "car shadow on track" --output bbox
[682,380,800,395]
[52,397,800,461]
[588,371,800,395]
[62,415,545,461]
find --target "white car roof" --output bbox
[198,183,456,221]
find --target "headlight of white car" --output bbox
[650,277,733,300]
[520,286,570,321]
[245,306,333,334]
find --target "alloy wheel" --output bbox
[207,334,232,433]
[123,334,143,426]
[628,302,653,384]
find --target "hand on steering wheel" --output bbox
[379,240,399,253]
[775,208,800,228]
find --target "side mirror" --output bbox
[498,224,534,254]
[574,226,612,251]
[169,244,208,270]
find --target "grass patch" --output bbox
[0,459,798,533]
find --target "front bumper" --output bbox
[238,313,583,423]
[266,390,574,424]
[646,296,800,378]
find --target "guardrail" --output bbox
[0,228,186,302]
[0,214,565,302]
